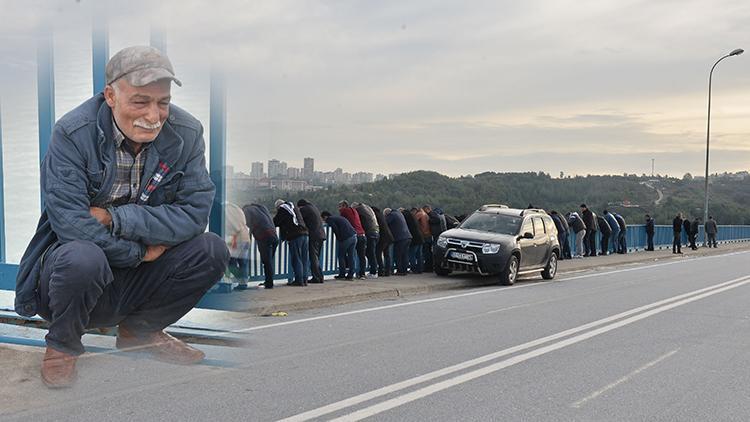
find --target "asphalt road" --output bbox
[4,250,750,421]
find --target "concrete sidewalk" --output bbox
[205,241,750,316]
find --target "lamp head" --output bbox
[729,48,744,56]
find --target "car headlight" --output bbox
[437,236,448,248]
[482,243,501,254]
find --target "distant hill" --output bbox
[230,170,750,225]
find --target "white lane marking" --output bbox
[327,277,750,422]
[275,275,750,422]
[233,250,750,333]
[571,348,680,408]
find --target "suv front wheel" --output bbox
[499,255,519,286]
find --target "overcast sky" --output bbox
[1,0,748,260]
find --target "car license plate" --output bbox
[450,251,474,262]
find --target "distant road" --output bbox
[4,250,750,421]
[641,181,665,205]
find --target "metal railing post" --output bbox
[209,69,226,238]
[37,29,55,208]
[0,100,5,262]
[92,15,109,95]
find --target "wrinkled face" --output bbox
[104,79,171,143]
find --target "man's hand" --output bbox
[143,245,169,262]
[90,207,112,228]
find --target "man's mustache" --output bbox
[134,119,162,130]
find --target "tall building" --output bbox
[303,157,315,180]
[250,162,264,179]
[268,159,282,178]
[279,161,288,177]
[287,167,301,179]
[352,172,374,184]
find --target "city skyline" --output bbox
[237,156,387,183]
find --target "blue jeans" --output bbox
[366,233,380,275]
[338,235,357,278]
[288,235,309,283]
[610,229,620,253]
[409,243,423,273]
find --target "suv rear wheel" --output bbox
[541,251,558,280]
[499,255,519,286]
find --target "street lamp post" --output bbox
[703,48,743,246]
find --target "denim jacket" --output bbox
[15,94,215,316]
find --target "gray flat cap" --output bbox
[106,46,182,87]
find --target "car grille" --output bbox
[446,238,485,252]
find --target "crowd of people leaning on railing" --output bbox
[224,199,720,289]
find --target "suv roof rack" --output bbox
[520,208,547,216]
[479,204,509,211]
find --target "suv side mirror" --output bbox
[518,232,534,240]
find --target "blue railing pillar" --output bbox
[0,100,5,262]
[209,69,226,238]
[37,29,55,209]
[92,16,108,95]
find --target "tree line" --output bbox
[229,170,750,226]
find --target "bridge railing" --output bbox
[563,224,750,254]
[3,222,750,294]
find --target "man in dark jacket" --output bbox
[339,200,367,279]
[243,204,279,289]
[568,212,587,258]
[614,213,627,254]
[645,214,655,251]
[404,208,425,274]
[385,208,412,275]
[690,218,701,250]
[321,211,356,280]
[550,211,569,260]
[580,204,597,257]
[603,210,620,254]
[353,202,380,278]
[372,206,394,276]
[683,218,692,248]
[705,216,718,248]
[672,213,683,254]
[596,214,611,256]
[17,46,229,388]
[298,199,326,283]
[273,200,309,286]
[427,207,448,240]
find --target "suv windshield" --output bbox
[460,212,523,235]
